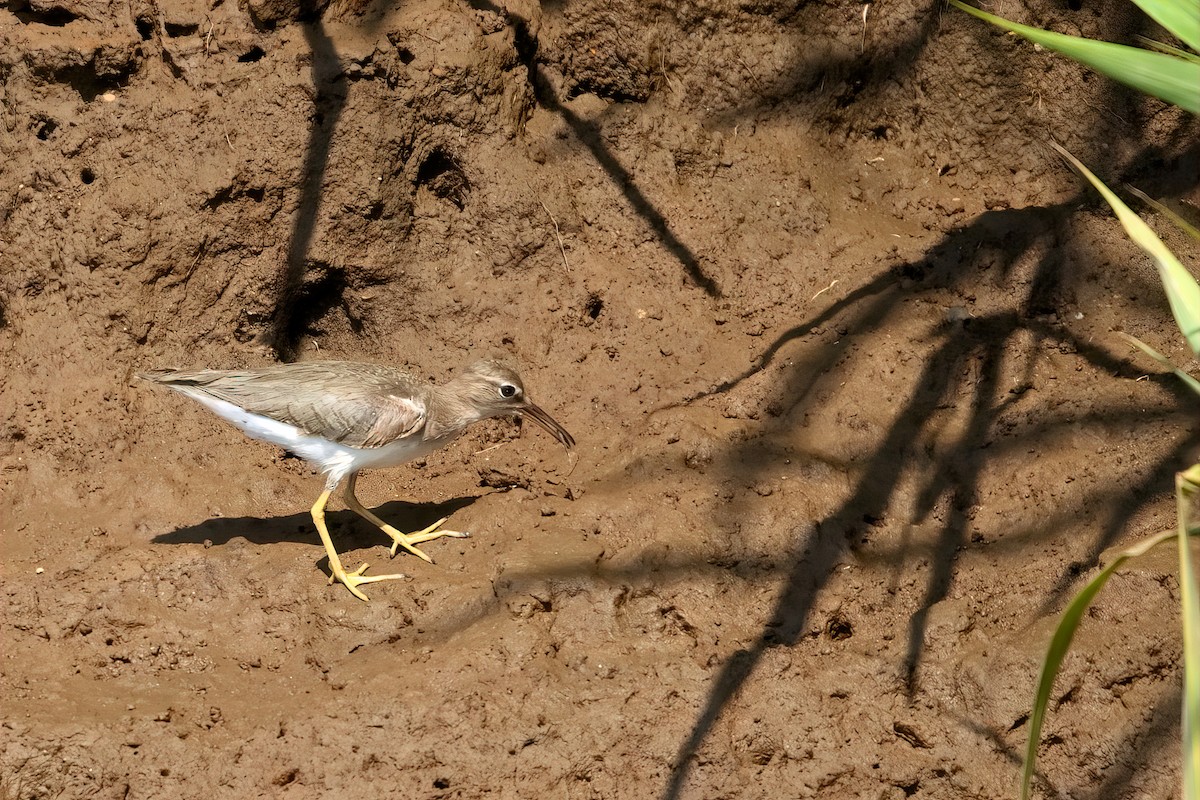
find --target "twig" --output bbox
[539,200,570,274]
[810,279,839,301]
[861,3,870,54]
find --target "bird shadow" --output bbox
[151,494,482,551]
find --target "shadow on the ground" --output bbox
[257,2,350,362]
[151,495,481,550]
[655,190,1197,797]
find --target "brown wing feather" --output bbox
[141,362,428,448]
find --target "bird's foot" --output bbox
[328,562,408,602]
[384,517,471,561]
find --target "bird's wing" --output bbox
[143,363,427,448]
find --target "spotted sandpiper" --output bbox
[140,360,575,600]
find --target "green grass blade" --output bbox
[1052,143,1200,355]
[1132,0,1200,55]
[1179,466,1200,800]
[1136,35,1200,66]
[1021,528,1182,800]
[948,0,1200,114]
[1124,184,1200,241]
[1118,333,1200,397]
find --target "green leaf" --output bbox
[1132,0,1200,55]
[1020,528,1189,800]
[1136,36,1200,66]
[948,0,1200,114]
[1178,468,1200,800]
[1119,333,1200,397]
[1124,184,1200,242]
[1052,143,1200,356]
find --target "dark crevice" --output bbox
[34,117,57,140]
[202,185,266,210]
[164,21,198,37]
[584,294,603,320]
[825,614,853,641]
[11,3,77,26]
[415,148,470,209]
[397,47,415,64]
[238,46,266,63]
[835,69,868,108]
[135,15,154,40]
[66,68,124,102]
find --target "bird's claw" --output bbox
[330,562,407,602]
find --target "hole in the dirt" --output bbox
[165,21,198,37]
[826,614,854,641]
[870,125,889,139]
[35,117,58,140]
[415,148,470,209]
[397,47,415,64]
[13,4,77,26]
[135,16,154,40]
[273,768,299,787]
[238,45,266,63]
[433,778,450,789]
[900,780,919,797]
[51,60,133,102]
[80,167,95,185]
[835,70,868,108]
[584,294,603,320]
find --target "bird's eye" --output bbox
[499,384,518,398]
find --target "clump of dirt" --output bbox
[2,0,1198,797]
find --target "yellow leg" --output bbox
[343,473,470,562]
[311,488,407,602]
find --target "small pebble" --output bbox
[35,567,44,575]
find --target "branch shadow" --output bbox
[257,3,351,362]
[471,0,722,297]
[658,192,1199,797]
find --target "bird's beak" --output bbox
[521,402,576,450]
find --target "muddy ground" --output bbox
[3,0,1200,797]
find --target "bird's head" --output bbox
[449,360,575,450]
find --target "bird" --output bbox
[139,360,575,600]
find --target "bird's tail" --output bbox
[137,368,220,386]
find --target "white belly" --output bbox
[179,389,451,486]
